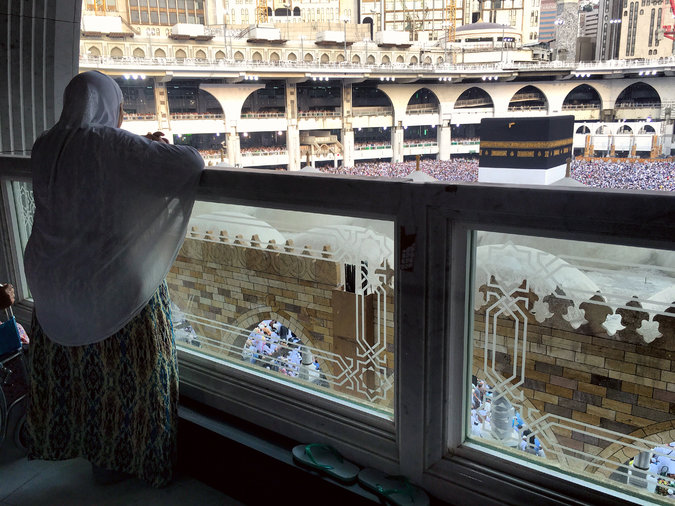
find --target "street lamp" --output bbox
[443,21,450,64]
[300,34,305,63]
[554,19,564,60]
[283,3,291,41]
[500,24,507,64]
[609,19,621,60]
[342,15,350,64]
[363,37,369,66]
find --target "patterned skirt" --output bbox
[26,281,178,488]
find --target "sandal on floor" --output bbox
[292,443,359,484]
[358,468,430,505]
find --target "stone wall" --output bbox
[472,283,675,472]
[167,232,395,408]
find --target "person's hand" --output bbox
[144,131,169,144]
[0,283,15,310]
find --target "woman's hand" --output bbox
[144,131,169,144]
[0,283,15,310]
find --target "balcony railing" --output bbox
[78,54,675,77]
[1,155,673,506]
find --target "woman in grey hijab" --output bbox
[24,71,204,487]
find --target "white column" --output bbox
[342,128,355,168]
[438,120,451,160]
[342,82,355,168]
[392,125,404,162]
[286,81,301,171]
[226,129,241,167]
[287,123,301,171]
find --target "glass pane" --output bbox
[11,181,35,254]
[169,203,395,418]
[467,231,675,502]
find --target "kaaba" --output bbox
[478,116,574,185]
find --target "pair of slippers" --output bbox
[292,443,430,505]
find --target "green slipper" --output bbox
[292,443,359,483]
[358,468,430,506]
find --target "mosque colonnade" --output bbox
[120,75,675,169]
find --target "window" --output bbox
[465,231,675,505]
[648,8,655,46]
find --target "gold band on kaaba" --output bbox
[480,138,574,150]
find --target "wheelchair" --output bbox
[0,346,29,452]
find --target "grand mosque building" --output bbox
[78,0,675,170]
[1,2,674,506]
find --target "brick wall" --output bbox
[472,286,675,471]
[167,234,395,409]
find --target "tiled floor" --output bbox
[0,443,243,506]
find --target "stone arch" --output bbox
[595,125,609,134]
[110,47,124,59]
[287,52,297,61]
[382,55,391,64]
[576,125,591,134]
[195,49,207,60]
[133,47,145,58]
[234,50,244,61]
[175,48,187,60]
[320,53,329,63]
[252,51,262,61]
[363,16,374,38]
[406,87,439,115]
[593,420,675,478]
[367,54,375,64]
[304,52,314,62]
[437,56,443,64]
[88,46,100,57]
[337,53,345,62]
[562,84,601,109]
[352,86,394,108]
[215,50,226,60]
[617,124,633,134]
[154,48,166,58]
[423,55,431,65]
[242,87,286,117]
[615,82,661,108]
[396,55,404,63]
[293,6,300,16]
[270,51,280,62]
[454,87,494,109]
[230,306,334,377]
[639,124,656,134]
[352,54,361,64]
[508,85,548,111]
[410,55,418,65]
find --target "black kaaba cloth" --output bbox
[479,116,574,169]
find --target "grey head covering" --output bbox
[24,71,204,346]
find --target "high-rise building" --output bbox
[538,0,557,42]
[596,0,623,59]
[579,5,599,38]
[619,0,671,59]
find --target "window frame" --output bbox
[1,160,673,504]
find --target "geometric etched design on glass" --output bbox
[174,220,395,409]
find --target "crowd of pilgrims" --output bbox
[472,377,675,497]
[242,320,328,386]
[318,158,675,191]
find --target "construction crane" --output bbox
[256,0,269,24]
[663,0,675,39]
[445,0,456,42]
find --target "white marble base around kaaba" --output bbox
[478,164,566,185]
